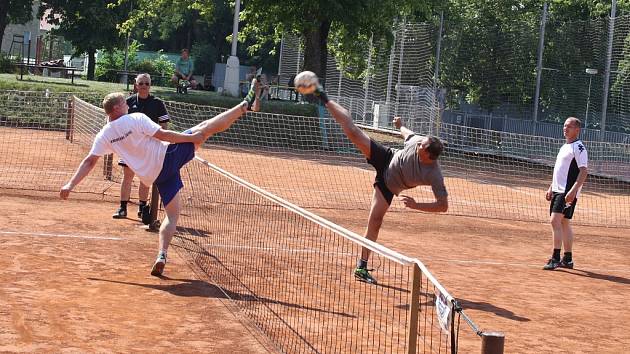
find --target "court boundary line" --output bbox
[424,256,630,273]
[0,230,123,241]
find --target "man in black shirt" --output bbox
[113,73,170,219]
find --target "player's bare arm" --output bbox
[60,154,100,199]
[393,117,414,140]
[565,166,588,204]
[153,129,204,144]
[545,185,553,201]
[399,194,448,213]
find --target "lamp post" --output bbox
[223,0,241,97]
[585,68,598,129]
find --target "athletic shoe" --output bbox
[151,254,166,276]
[141,205,152,225]
[559,258,574,269]
[312,84,329,104]
[112,207,127,219]
[354,267,378,284]
[543,258,561,270]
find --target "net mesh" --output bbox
[176,157,457,353]
[0,93,465,352]
[0,91,120,197]
[164,99,630,227]
[1,92,627,228]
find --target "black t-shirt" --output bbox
[126,94,169,124]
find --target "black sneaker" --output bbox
[112,207,127,219]
[141,205,152,225]
[559,258,574,269]
[543,258,561,270]
[312,84,329,104]
[354,267,377,284]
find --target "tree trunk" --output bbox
[87,49,96,80]
[302,20,331,84]
[0,1,9,51]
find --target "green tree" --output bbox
[0,0,34,51]
[40,0,127,80]
[240,0,435,80]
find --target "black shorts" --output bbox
[549,192,578,219]
[367,139,395,205]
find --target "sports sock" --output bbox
[139,200,147,211]
[357,259,368,269]
[244,80,257,109]
[552,248,561,261]
[563,252,572,262]
[120,200,128,210]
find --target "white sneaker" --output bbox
[150,254,166,276]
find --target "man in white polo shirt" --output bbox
[60,83,261,276]
[543,117,588,270]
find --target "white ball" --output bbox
[294,71,319,94]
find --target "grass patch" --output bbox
[0,73,317,117]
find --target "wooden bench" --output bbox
[16,63,80,84]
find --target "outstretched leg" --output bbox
[151,190,182,276]
[354,187,390,285]
[324,100,372,158]
[295,71,371,158]
[361,188,391,261]
[189,80,261,146]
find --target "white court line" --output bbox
[0,231,122,241]
[423,257,630,274]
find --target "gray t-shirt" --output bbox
[384,135,448,198]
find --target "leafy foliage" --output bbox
[240,0,437,79]
[0,53,16,73]
[95,41,140,82]
[40,0,128,79]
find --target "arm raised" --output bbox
[153,129,204,144]
[393,117,415,140]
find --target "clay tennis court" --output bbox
[1,124,629,353]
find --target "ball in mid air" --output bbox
[294,71,319,95]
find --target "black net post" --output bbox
[480,331,504,354]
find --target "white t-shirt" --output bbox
[89,113,168,186]
[551,140,588,196]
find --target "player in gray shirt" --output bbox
[294,71,448,285]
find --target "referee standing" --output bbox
[113,73,170,220]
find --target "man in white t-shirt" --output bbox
[543,117,588,270]
[60,84,261,276]
[293,71,448,285]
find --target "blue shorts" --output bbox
[154,131,195,207]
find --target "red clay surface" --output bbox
[2,126,629,353]
[0,193,274,353]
